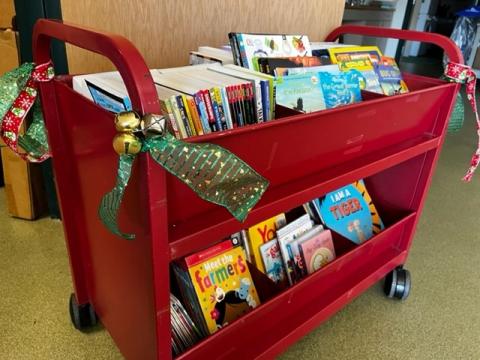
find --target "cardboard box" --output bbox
[0,28,47,219]
[0,0,15,29]
[1,147,47,219]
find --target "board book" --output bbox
[260,238,287,285]
[298,229,335,275]
[246,214,287,273]
[315,180,384,244]
[175,242,261,336]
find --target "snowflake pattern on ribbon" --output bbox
[0,62,53,162]
[445,62,479,181]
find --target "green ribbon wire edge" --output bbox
[98,154,136,240]
[98,133,269,240]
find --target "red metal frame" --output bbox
[32,19,461,359]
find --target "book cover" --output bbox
[260,238,287,284]
[317,71,362,108]
[329,46,383,64]
[299,229,335,275]
[232,33,312,70]
[316,180,384,244]
[246,214,287,273]
[276,73,326,113]
[186,246,260,334]
[337,57,383,94]
[374,56,409,96]
[276,214,314,285]
[288,225,324,279]
[257,56,326,76]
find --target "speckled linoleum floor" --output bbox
[1,93,480,359]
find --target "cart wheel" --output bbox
[69,293,98,331]
[384,267,411,300]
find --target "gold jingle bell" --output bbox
[112,133,142,155]
[114,111,141,133]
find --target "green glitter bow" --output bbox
[99,115,269,240]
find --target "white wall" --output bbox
[384,0,409,56]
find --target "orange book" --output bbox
[186,96,204,135]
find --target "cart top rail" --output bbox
[33,19,160,115]
[325,24,464,65]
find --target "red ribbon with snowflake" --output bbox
[1,61,54,162]
[445,62,479,181]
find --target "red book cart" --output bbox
[33,19,463,359]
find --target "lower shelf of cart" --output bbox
[175,211,415,359]
[168,134,437,260]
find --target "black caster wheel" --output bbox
[384,267,411,300]
[69,293,98,331]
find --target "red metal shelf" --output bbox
[169,135,438,259]
[176,212,415,359]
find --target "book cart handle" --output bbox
[33,19,160,115]
[325,25,464,65]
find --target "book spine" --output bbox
[172,264,209,337]
[260,80,270,121]
[201,90,218,132]
[247,83,256,123]
[241,84,253,125]
[175,95,193,137]
[241,229,251,262]
[226,86,238,128]
[228,32,242,67]
[220,87,233,129]
[236,34,249,69]
[234,85,244,127]
[170,95,188,138]
[186,96,204,136]
[181,95,197,137]
[160,98,181,139]
[212,87,228,130]
[208,89,223,132]
[252,80,264,123]
[193,92,211,134]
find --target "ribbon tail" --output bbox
[147,133,268,222]
[17,100,51,161]
[98,154,136,240]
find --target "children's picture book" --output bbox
[328,46,383,64]
[274,64,339,77]
[374,56,409,96]
[298,229,335,275]
[315,180,384,244]
[229,33,312,70]
[337,57,383,94]
[317,70,363,108]
[246,214,287,273]
[256,56,327,76]
[276,214,314,285]
[287,225,324,280]
[178,245,261,335]
[276,73,326,113]
[260,238,287,285]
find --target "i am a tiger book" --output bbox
[315,180,384,244]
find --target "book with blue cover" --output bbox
[315,180,384,244]
[317,70,362,108]
[276,73,326,113]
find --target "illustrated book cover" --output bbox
[260,238,287,284]
[315,180,384,244]
[246,214,287,273]
[298,229,336,275]
[276,73,326,113]
[180,245,261,335]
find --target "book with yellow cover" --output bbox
[246,214,286,273]
[186,245,260,335]
[328,46,383,65]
